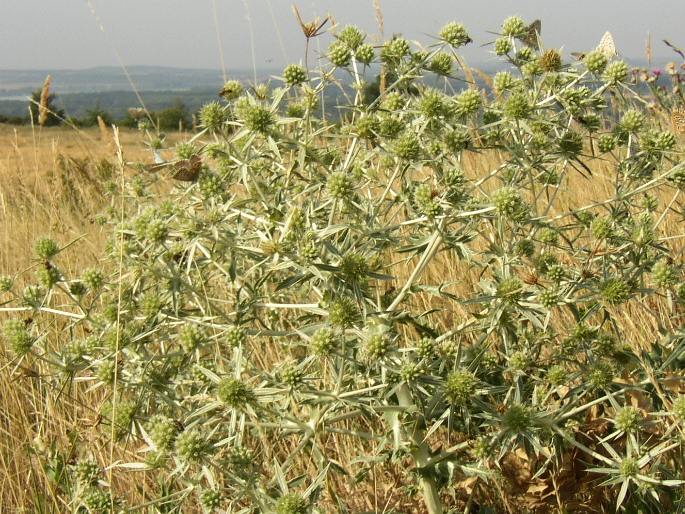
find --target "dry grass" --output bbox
[0,124,185,511]
[0,124,683,511]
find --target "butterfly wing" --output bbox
[596,31,617,58]
[671,107,685,134]
[171,155,203,182]
[144,161,173,173]
[517,19,541,49]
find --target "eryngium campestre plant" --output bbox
[4,16,685,514]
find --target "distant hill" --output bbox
[0,65,281,120]
[0,65,272,97]
[0,59,669,122]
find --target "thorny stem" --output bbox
[396,383,444,514]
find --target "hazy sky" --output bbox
[1,0,685,71]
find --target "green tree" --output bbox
[80,102,114,127]
[154,99,190,131]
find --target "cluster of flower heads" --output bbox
[3,16,685,513]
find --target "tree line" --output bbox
[0,88,193,130]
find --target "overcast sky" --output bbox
[1,0,684,72]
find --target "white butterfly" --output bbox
[595,31,617,58]
[571,31,618,60]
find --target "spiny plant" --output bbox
[3,16,685,513]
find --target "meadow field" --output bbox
[2,16,685,514]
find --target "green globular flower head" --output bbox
[338,25,365,50]
[74,461,100,486]
[147,415,179,451]
[22,284,45,308]
[501,16,525,37]
[619,457,639,478]
[619,109,645,133]
[340,253,369,282]
[180,324,205,352]
[69,281,87,297]
[381,91,405,111]
[327,172,354,200]
[492,186,528,221]
[199,101,228,132]
[493,71,515,94]
[3,319,34,356]
[444,129,471,153]
[502,404,532,433]
[82,488,111,512]
[393,131,421,161]
[547,264,565,282]
[378,115,403,138]
[584,51,608,74]
[201,489,222,510]
[174,429,209,462]
[652,260,678,288]
[217,377,254,409]
[521,60,542,78]
[588,361,615,390]
[243,104,273,134]
[614,407,641,433]
[599,277,631,305]
[603,61,628,84]
[220,79,244,100]
[328,42,352,67]
[597,134,617,153]
[416,337,435,359]
[558,130,583,156]
[516,46,534,63]
[145,219,168,244]
[503,92,531,119]
[418,89,447,119]
[494,37,513,56]
[35,237,60,260]
[355,43,375,65]
[439,21,472,47]
[365,334,390,359]
[672,396,685,421]
[455,89,482,117]
[283,64,307,86]
[276,493,308,514]
[355,115,379,139]
[225,325,246,347]
[328,297,358,327]
[445,368,477,405]
[430,52,453,76]
[83,268,105,291]
[36,265,61,289]
[381,38,410,63]
[538,288,559,309]
[591,216,613,240]
[311,328,337,356]
[547,365,567,386]
[496,276,523,303]
[175,142,196,159]
[280,363,304,388]
[670,168,685,191]
[0,275,13,293]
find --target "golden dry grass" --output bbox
[0,124,187,511]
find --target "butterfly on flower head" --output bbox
[571,31,618,60]
[516,19,541,49]
[595,31,617,58]
[144,155,203,182]
[671,106,685,134]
